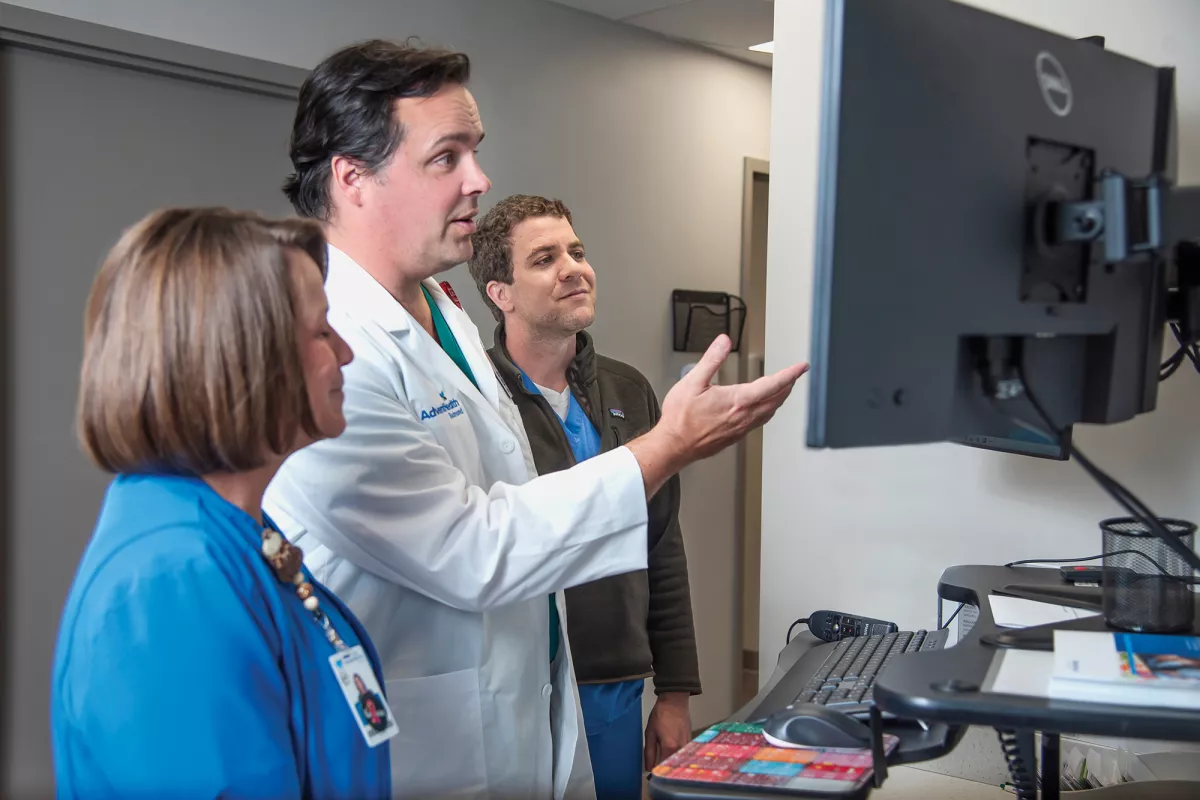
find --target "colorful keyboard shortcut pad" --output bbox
[651,722,896,794]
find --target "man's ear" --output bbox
[486,280,515,315]
[330,155,368,208]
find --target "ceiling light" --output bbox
[749,41,774,54]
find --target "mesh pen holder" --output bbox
[1101,517,1197,633]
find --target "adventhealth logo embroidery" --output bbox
[420,390,465,421]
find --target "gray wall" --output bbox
[2,19,310,793]
[6,0,772,730]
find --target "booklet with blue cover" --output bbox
[1050,630,1200,709]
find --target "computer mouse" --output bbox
[761,704,873,749]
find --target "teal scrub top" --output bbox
[421,284,561,662]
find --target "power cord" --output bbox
[1159,323,1200,381]
[1005,549,1172,575]
[786,618,810,644]
[1005,550,1200,585]
[1010,362,1200,576]
[997,729,1039,800]
[1005,553,1104,567]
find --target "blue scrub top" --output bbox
[518,370,602,465]
[520,372,644,798]
[51,474,392,800]
[518,370,602,662]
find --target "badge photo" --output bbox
[329,646,399,747]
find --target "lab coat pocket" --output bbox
[385,668,489,799]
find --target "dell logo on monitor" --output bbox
[1036,51,1073,117]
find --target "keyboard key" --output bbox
[790,630,945,709]
[843,637,882,680]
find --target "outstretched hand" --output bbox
[628,335,809,497]
[660,335,808,461]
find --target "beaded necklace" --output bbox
[260,527,347,652]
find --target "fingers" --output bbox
[731,377,799,436]
[754,383,795,416]
[739,361,809,405]
[644,727,658,771]
[660,736,685,760]
[682,335,732,390]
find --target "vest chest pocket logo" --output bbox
[418,390,466,422]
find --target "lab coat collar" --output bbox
[422,278,503,412]
[324,244,502,412]
[324,244,414,335]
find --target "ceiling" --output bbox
[546,0,774,68]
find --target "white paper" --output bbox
[1052,629,1122,682]
[989,595,1101,628]
[986,648,1054,697]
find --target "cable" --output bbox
[1005,553,1104,568]
[1068,446,1200,573]
[1006,550,1200,585]
[1013,363,1200,576]
[1171,323,1200,371]
[997,729,1039,800]
[786,618,810,644]
[1005,549,1171,575]
[1004,382,1188,567]
[1159,323,1200,381]
[939,603,964,630]
[1160,346,1185,380]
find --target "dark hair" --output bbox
[468,195,574,321]
[78,208,328,475]
[284,39,471,220]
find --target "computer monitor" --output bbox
[953,424,1070,461]
[805,0,1189,453]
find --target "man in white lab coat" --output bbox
[265,40,807,799]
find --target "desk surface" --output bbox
[873,565,1200,742]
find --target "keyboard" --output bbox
[792,629,949,718]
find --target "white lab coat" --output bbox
[264,246,650,799]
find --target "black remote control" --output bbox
[807,609,899,642]
[1059,565,1135,584]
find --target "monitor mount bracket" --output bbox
[1050,177,1200,341]
[1049,171,1167,262]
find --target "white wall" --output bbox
[761,0,1200,682]
[7,0,770,726]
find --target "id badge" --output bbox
[329,646,399,747]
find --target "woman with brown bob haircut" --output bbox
[49,208,394,799]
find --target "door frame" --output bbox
[738,157,770,382]
[735,156,770,704]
